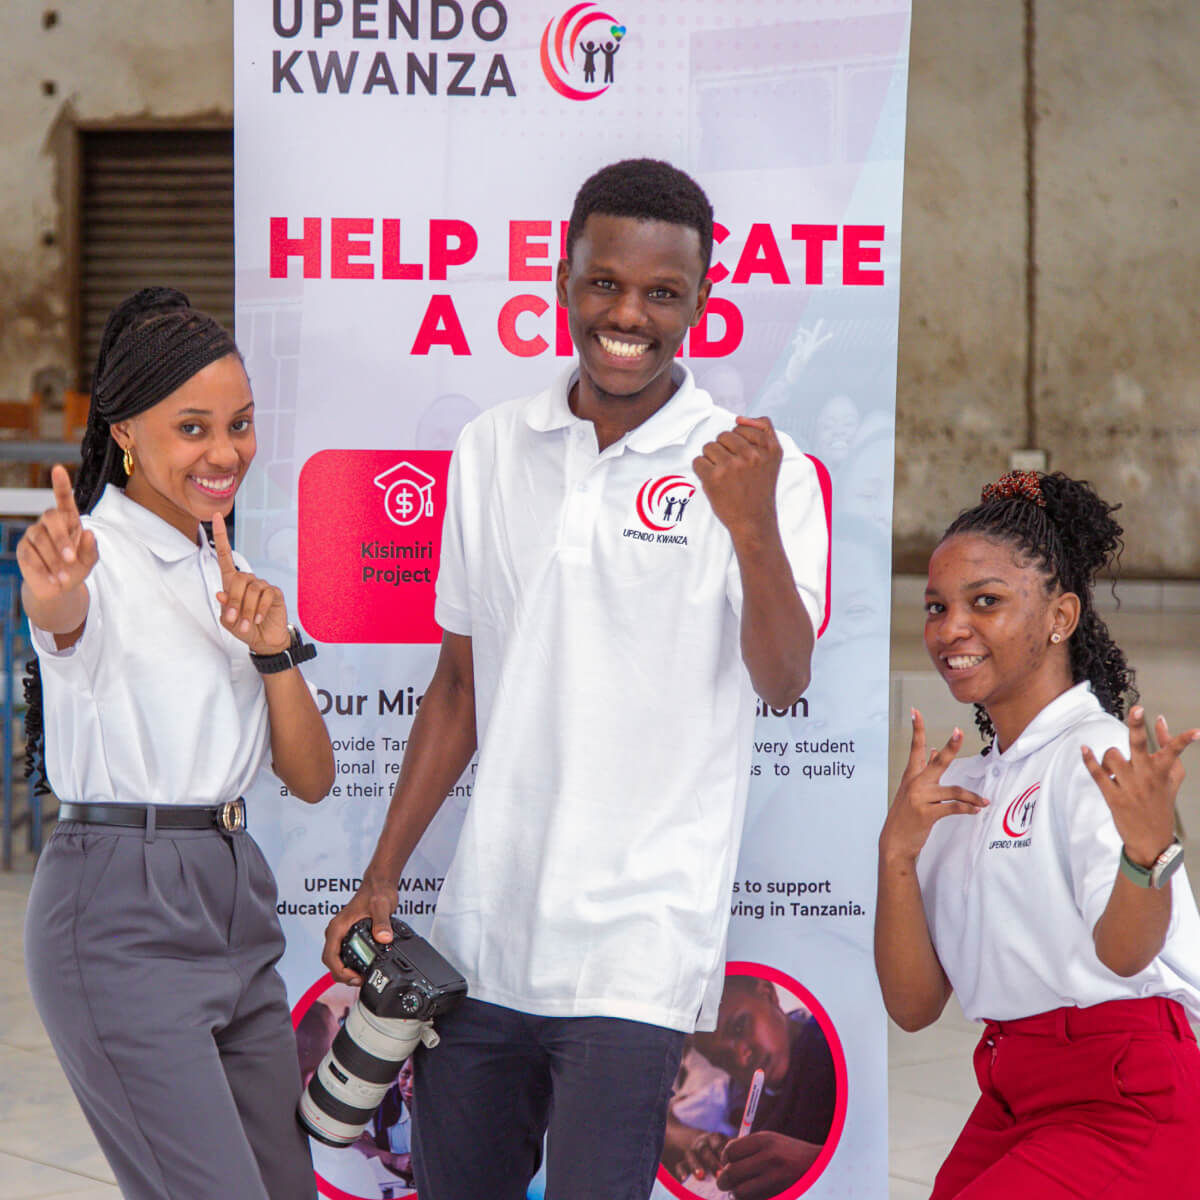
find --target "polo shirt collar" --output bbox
[93,484,206,563]
[524,362,715,452]
[975,682,1102,772]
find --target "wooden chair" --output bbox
[62,389,91,441]
[0,397,42,485]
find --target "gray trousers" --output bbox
[25,816,316,1200]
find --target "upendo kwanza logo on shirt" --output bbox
[623,475,695,545]
[989,783,1040,849]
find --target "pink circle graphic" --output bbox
[539,3,623,100]
[657,961,848,1200]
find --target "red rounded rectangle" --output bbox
[298,449,451,644]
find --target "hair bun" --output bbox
[93,287,192,390]
[1037,472,1123,580]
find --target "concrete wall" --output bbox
[1,0,1197,574]
[0,0,232,398]
[896,0,1200,575]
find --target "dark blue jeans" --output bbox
[411,998,686,1200]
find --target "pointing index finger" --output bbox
[210,510,238,586]
[50,465,80,526]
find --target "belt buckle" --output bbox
[217,799,246,833]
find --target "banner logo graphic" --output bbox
[635,475,695,532]
[540,3,627,100]
[1002,783,1040,838]
[375,461,437,527]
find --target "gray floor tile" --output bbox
[889,1177,932,1200]
[889,1054,980,1108]
[0,1150,114,1199]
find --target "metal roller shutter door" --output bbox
[79,129,233,385]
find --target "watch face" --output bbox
[1152,841,1185,889]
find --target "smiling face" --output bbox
[556,213,710,422]
[924,533,1079,748]
[692,977,792,1090]
[111,353,256,540]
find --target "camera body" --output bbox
[297,917,467,1147]
[343,917,467,1022]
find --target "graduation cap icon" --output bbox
[374,460,436,527]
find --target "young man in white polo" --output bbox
[323,158,828,1199]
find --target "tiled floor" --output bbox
[2,583,1197,1199]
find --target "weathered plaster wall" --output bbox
[1,0,1196,572]
[896,0,1200,575]
[894,3,1026,568]
[1034,2,1200,575]
[0,0,232,396]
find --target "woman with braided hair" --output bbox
[876,470,1200,1198]
[18,287,333,1199]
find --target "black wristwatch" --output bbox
[250,625,317,674]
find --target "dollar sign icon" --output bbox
[376,461,437,528]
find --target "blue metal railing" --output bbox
[1,521,39,869]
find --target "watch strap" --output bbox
[1119,846,1154,888]
[250,626,317,674]
[1119,838,1183,890]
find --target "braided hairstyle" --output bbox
[942,470,1137,748]
[24,287,240,792]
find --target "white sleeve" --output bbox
[1054,723,1132,932]
[29,588,103,681]
[726,436,829,634]
[433,429,472,636]
[28,522,106,684]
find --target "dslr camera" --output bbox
[298,917,467,1147]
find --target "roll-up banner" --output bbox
[234,3,909,1195]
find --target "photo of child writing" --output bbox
[659,968,844,1200]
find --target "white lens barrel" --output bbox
[297,1006,430,1146]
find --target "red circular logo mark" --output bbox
[636,475,696,531]
[539,3,625,100]
[1002,783,1040,838]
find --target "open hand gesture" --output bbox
[694,416,782,541]
[17,464,98,602]
[880,711,989,864]
[1082,707,1200,868]
[211,511,290,655]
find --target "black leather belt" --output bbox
[59,798,247,833]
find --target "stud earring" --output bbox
[122,446,134,477]
[1050,632,1062,644]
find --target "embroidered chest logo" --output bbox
[988,783,1040,850]
[622,475,695,546]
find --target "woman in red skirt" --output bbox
[876,470,1200,1198]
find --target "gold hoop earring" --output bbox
[122,446,134,477]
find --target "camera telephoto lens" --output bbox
[298,1003,426,1146]
[297,918,467,1147]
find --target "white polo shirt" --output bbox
[431,363,827,1032]
[32,485,270,806]
[918,682,1200,1022]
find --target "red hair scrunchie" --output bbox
[981,469,1046,507]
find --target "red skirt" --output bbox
[930,996,1200,1199]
